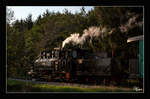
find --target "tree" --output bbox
[25,14,33,30]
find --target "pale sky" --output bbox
[7,6,94,23]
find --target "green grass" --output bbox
[7,79,134,92]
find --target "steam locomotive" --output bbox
[28,47,141,85]
[28,47,114,84]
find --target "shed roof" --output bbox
[127,35,144,43]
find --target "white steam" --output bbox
[119,15,143,33]
[62,26,108,48]
[62,14,143,48]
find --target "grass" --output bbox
[7,79,134,92]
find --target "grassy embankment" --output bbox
[7,79,134,92]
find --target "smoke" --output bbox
[62,26,108,48]
[119,15,143,33]
[62,14,143,48]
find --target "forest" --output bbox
[7,7,143,79]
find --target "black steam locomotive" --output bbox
[28,47,113,84]
[28,47,141,85]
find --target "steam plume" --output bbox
[119,15,143,33]
[62,26,107,48]
[62,14,143,48]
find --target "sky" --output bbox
[7,6,94,23]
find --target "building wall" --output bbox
[139,40,144,78]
